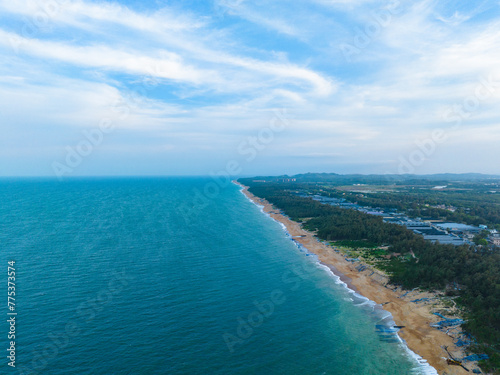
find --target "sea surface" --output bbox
[0,178,437,375]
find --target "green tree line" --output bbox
[242,181,500,372]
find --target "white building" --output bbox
[489,235,500,246]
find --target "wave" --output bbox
[236,182,438,375]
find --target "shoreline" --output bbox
[234,181,473,375]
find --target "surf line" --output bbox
[234,181,438,375]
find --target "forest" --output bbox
[320,188,500,230]
[240,179,500,373]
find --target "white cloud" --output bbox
[0,29,214,84]
[216,0,301,37]
[0,0,203,33]
[0,0,334,97]
[1,0,500,175]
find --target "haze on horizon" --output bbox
[1,0,500,177]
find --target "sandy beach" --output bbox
[235,181,475,375]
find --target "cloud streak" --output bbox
[1,0,500,176]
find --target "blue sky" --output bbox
[1,0,500,177]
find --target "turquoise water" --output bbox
[0,178,436,375]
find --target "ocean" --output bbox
[0,178,436,374]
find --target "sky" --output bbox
[1,0,500,177]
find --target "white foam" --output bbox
[235,182,438,374]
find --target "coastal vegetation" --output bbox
[256,173,500,230]
[321,188,500,231]
[240,178,500,373]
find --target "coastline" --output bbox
[234,181,472,375]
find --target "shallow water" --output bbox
[0,178,436,374]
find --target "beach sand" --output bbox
[235,181,474,375]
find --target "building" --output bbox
[462,231,476,240]
[489,235,500,247]
[435,223,481,233]
[425,235,466,246]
